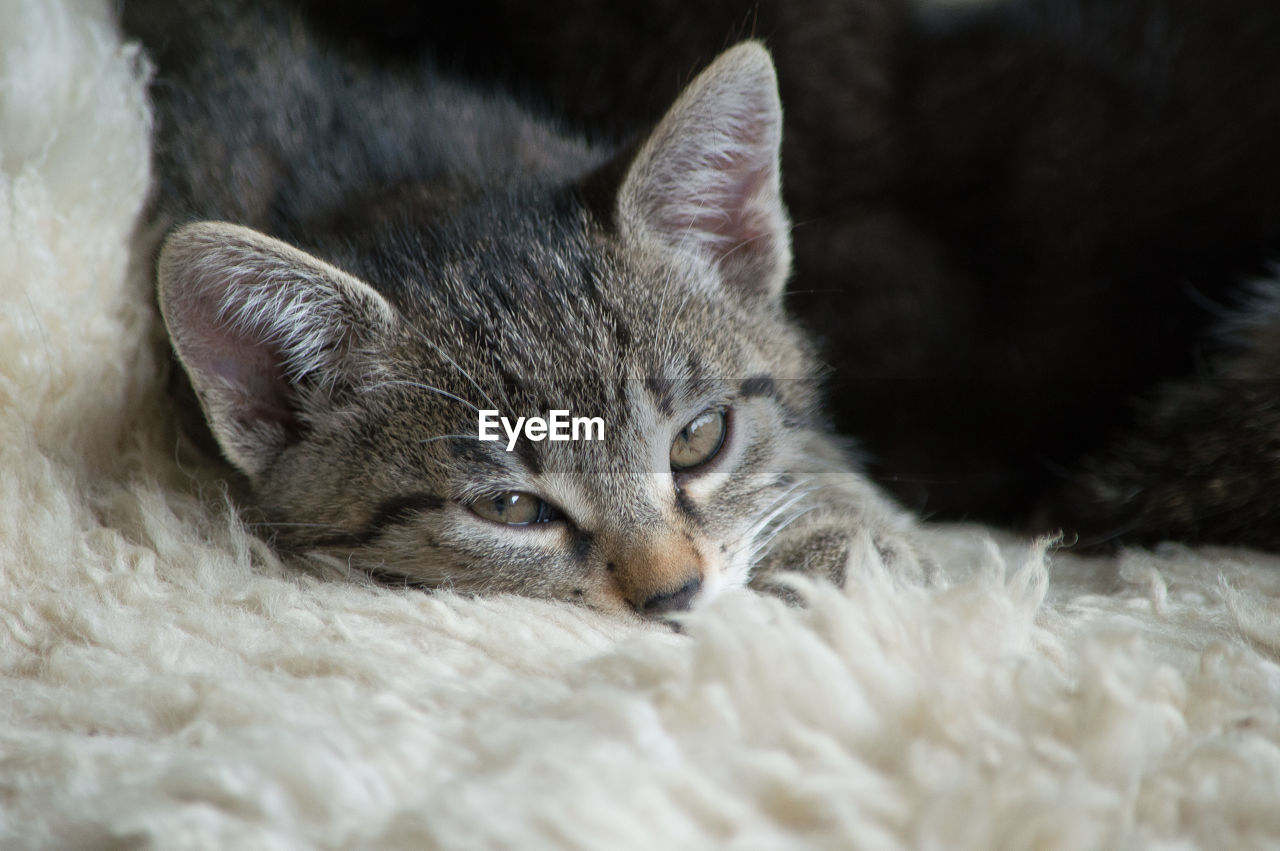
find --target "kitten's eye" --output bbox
[671,408,727,472]
[469,492,560,526]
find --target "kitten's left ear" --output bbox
[617,41,791,302]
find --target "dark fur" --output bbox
[1052,302,1280,548]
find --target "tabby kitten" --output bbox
[123,0,922,618]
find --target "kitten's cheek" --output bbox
[704,545,753,598]
[678,470,731,502]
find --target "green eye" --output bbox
[469,492,560,526]
[670,408,727,472]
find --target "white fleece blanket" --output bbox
[4,3,1280,847]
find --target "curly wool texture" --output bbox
[3,2,1280,847]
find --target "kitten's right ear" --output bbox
[157,221,398,477]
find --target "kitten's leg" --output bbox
[747,433,935,599]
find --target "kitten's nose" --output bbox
[639,577,702,616]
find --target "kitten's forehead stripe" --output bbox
[739,375,777,399]
[684,353,703,380]
[644,376,675,417]
[512,437,543,476]
[575,261,633,354]
[611,322,633,353]
[451,440,495,466]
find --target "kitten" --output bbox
[368,0,1280,548]
[122,0,923,618]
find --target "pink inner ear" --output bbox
[157,223,395,474]
[677,149,775,262]
[619,44,788,298]
[639,91,785,289]
[181,290,300,436]
[207,339,298,429]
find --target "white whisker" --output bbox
[364,379,482,413]
[405,324,497,410]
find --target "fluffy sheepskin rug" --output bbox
[5,2,1280,847]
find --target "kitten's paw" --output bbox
[866,529,938,585]
[748,521,935,602]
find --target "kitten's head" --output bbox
[159,43,828,618]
